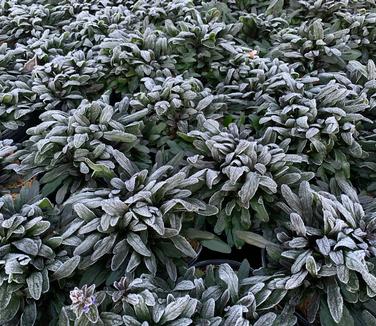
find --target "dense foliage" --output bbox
[1,0,376,325]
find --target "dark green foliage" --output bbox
[59,263,296,326]
[1,0,376,325]
[0,182,79,325]
[61,164,216,282]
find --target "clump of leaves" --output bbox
[3,0,376,324]
[290,0,351,22]
[7,93,145,203]
[60,262,296,325]
[239,181,376,324]
[0,3,59,45]
[216,56,299,117]
[61,164,216,282]
[343,59,376,191]
[61,5,137,52]
[0,44,42,136]
[336,8,376,63]
[0,182,80,325]
[240,12,289,55]
[187,116,313,247]
[31,50,105,111]
[160,8,247,83]
[255,75,371,188]
[130,0,195,24]
[270,19,357,72]
[131,75,225,146]
[98,28,176,93]
[0,139,17,185]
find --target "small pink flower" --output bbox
[70,286,97,317]
[248,50,258,59]
[70,288,85,304]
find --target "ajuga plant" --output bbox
[343,59,376,191]
[216,56,300,117]
[251,72,371,190]
[7,93,145,204]
[0,2,59,45]
[31,50,105,111]
[345,59,376,114]
[238,181,376,324]
[337,10,376,63]
[241,14,288,54]
[98,28,177,93]
[160,7,247,81]
[0,182,80,325]
[98,1,251,92]
[130,75,225,146]
[269,19,355,72]
[59,262,297,326]
[186,116,314,247]
[289,0,351,21]
[0,139,17,185]
[3,0,376,325]
[60,163,217,282]
[130,0,195,24]
[0,44,42,136]
[62,6,137,52]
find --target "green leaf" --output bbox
[250,197,269,222]
[12,238,39,256]
[326,278,344,323]
[183,229,215,240]
[176,132,195,143]
[171,235,197,258]
[74,234,102,256]
[255,314,277,326]
[265,0,284,16]
[52,256,81,280]
[290,213,306,237]
[257,290,287,310]
[306,256,318,276]
[84,159,115,178]
[126,232,151,257]
[91,234,117,261]
[86,305,99,323]
[74,203,96,221]
[41,174,67,196]
[0,283,11,308]
[26,220,50,237]
[0,295,20,323]
[112,149,136,176]
[362,310,376,326]
[160,296,191,323]
[102,198,128,216]
[26,272,43,300]
[201,238,231,254]
[20,302,37,326]
[291,250,311,274]
[238,172,259,207]
[235,231,275,249]
[285,271,308,290]
[103,130,137,143]
[196,95,214,111]
[320,300,354,326]
[38,198,53,210]
[219,264,239,302]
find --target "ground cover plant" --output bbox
[1,0,376,325]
